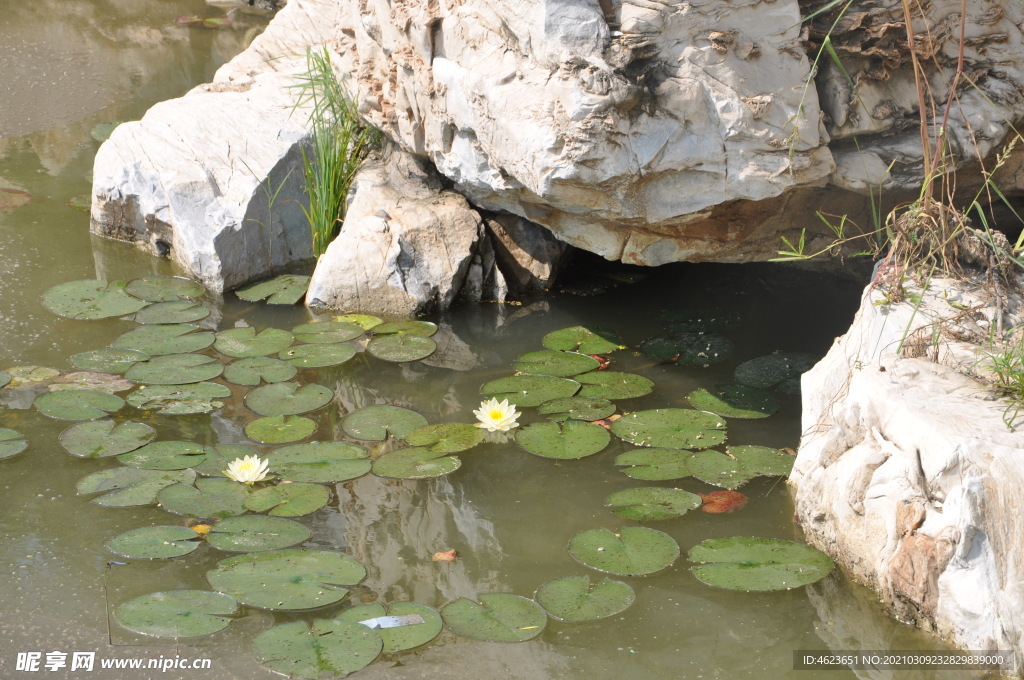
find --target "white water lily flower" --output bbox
[222,454,270,485]
[473,398,521,432]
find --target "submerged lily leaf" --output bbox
[244,382,333,417]
[70,348,149,374]
[610,408,726,450]
[77,467,196,507]
[115,590,237,638]
[206,516,312,552]
[0,428,28,460]
[292,321,364,344]
[515,421,610,460]
[639,333,734,366]
[279,343,356,368]
[371,447,461,479]
[336,602,443,653]
[604,487,702,521]
[268,442,370,483]
[235,275,311,305]
[126,354,223,385]
[404,423,486,453]
[513,350,600,378]
[253,619,382,679]
[118,441,208,470]
[105,526,201,560]
[686,385,779,419]
[214,327,294,359]
[334,313,383,330]
[367,334,436,362]
[568,526,679,576]
[542,326,623,354]
[134,300,210,325]
[34,389,124,420]
[113,324,215,356]
[59,420,156,458]
[0,371,10,388]
[90,121,123,143]
[47,371,133,394]
[614,449,695,481]
[576,371,653,400]
[687,445,794,489]
[0,187,33,210]
[534,576,635,622]
[440,595,547,643]
[699,490,749,513]
[688,536,835,591]
[158,478,250,518]
[372,320,437,337]
[125,275,206,302]
[480,375,580,407]
[126,382,231,415]
[42,279,149,320]
[244,482,330,517]
[341,405,428,441]
[537,396,615,422]
[662,308,742,333]
[734,352,816,390]
[223,356,297,386]
[245,416,317,444]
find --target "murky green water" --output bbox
[0,3,974,679]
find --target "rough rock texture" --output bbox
[792,272,1024,667]
[485,214,570,293]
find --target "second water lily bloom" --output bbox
[222,454,270,485]
[473,398,521,432]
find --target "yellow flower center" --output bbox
[489,410,504,420]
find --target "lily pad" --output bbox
[534,576,635,622]
[193,444,262,478]
[125,275,206,302]
[268,442,370,483]
[639,333,734,366]
[112,324,215,356]
[614,448,695,481]
[70,348,149,374]
[77,467,196,507]
[480,375,580,407]
[279,343,356,368]
[542,326,623,354]
[105,526,201,560]
[244,483,330,517]
[0,428,28,460]
[42,279,149,320]
[59,420,156,458]
[158,478,251,518]
[404,423,486,453]
[0,371,9,388]
[687,445,794,489]
[515,421,610,460]
[253,618,382,679]
[336,602,443,653]
[134,301,210,325]
[662,308,742,333]
[206,516,312,552]
[207,549,366,610]
[340,405,428,441]
[576,371,654,400]
[126,382,231,415]
[604,487,702,521]
[372,320,437,337]
[34,389,124,420]
[292,321,364,344]
[610,408,726,450]
[686,385,779,419]
[568,526,679,576]
[245,416,317,444]
[734,352,816,389]
[440,594,547,643]
[214,327,294,359]
[513,350,600,378]
[6,365,61,386]
[537,396,616,422]
[367,334,436,362]
[334,313,382,330]
[115,590,237,638]
[244,382,333,417]
[48,371,133,393]
[223,357,297,386]
[118,441,208,470]
[235,275,311,305]
[687,536,835,591]
[90,121,123,142]
[126,354,223,385]
[371,447,461,480]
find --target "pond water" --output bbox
[0,2,973,679]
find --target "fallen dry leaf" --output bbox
[698,490,748,514]
[432,549,458,562]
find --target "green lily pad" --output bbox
[515,421,610,460]
[513,350,600,378]
[244,483,330,517]
[214,327,294,359]
[480,375,580,407]
[292,321,364,344]
[404,423,486,452]
[244,382,333,417]
[126,354,223,385]
[604,487,702,521]
[542,326,623,354]
[77,467,196,507]
[686,385,779,419]
[367,334,436,362]
[158,478,251,518]
[336,602,443,653]
[59,420,156,458]
[610,408,726,450]
[207,549,366,610]
[34,389,124,420]
[253,618,382,679]
[279,343,357,368]
[639,333,734,366]
[126,382,231,415]
[371,447,461,479]
[47,371,133,394]
[372,320,437,337]
[90,121,123,142]
[340,405,428,441]
[125,275,206,302]
[568,526,680,576]
[105,526,202,560]
[235,275,311,305]
[245,416,317,444]
[206,516,312,552]
[134,300,210,325]
[0,371,10,388]
[70,348,149,374]
[115,590,237,638]
[268,442,370,483]
[537,396,615,422]
[223,356,297,386]
[441,594,546,643]
[687,536,835,591]
[42,279,149,320]
[662,308,742,333]
[118,441,208,470]
[534,576,635,622]
[192,444,262,477]
[734,352,816,389]
[5,365,61,386]
[576,371,654,400]
[614,448,695,481]
[334,313,382,330]
[0,428,28,460]
[687,445,794,489]
[112,324,215,356]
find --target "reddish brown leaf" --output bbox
[432,549,458,562]
[698,490,748,514]
[592,413,622,430]
[588,354,611,370]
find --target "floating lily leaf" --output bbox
[115,590,237,638]
[686,385,779,419]
[223,357,297,386]
[568,526,679,576]
[268,442,370,483]
[42,279,149,320]
[440,594,547,643]
[48,371,133,393]
[244,483,330,517]
[193,445,261,477]
[699,490,749,513]
[253,618,382,679]
[372,320,437,337]
[126,382,231,415]
[77,467,196,507]
[125,275,206,302]
[515,421,609,460]
[59,420,156,458]
[614,448,695,481]
[292,321,364,344]
[542,326,623,354]
[639,333,733,366]
[245,416,316,444]
[207,549,366,610]
[214,327,294,359]
[90,121,123,142]
[0,428,28,460]
[336,602,443,653]
[662,308,742,333]
[279,343,356,368]
[604,487,702,521]
[118,441,208,470]
[480,375,580,407]
[537,396,615,422]
[367,334,436,362]
[0,187,32,210]
[333,313,382,330]
[244,382,332,417]
[734,352,816,389]
[134,301,210,325]
[105,526,201,560]
[341,405,428,441]
[158,478,250,518]
[113,324,215,356]
[235,275,310,305]
[70,348,149,374]
[6,365,61,386]
[126,354,223,385]
[687,445,793,489]
[513,350,600,377]
[404,423,486,453]
[576,371,653,400]
[0,371,9,388]
[534,576,635,622]
[371,447,461,480]
[35,389,124,420]
[206,516,312,552]
[688,537,835,591]
[610,409,726,450]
